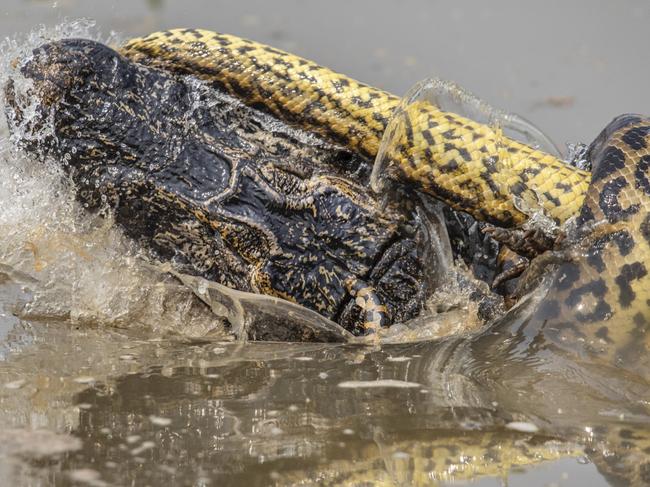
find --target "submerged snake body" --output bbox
[121,29,589,226]
[533,115,650,368]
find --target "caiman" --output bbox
[3,31,650,373]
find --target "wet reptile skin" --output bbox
[120,29,590,227]
[120,30,650,367]
[6,38,440,338]
[532,115,650,369]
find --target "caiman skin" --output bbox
[5,39,438,337]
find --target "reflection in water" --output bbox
[0,296,645,485]
[20,327,646,486]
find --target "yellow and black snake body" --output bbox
[528,115,650,370]
[121,29,590,227]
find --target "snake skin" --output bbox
[120,29,590,226]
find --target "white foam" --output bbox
[337,379,422,389]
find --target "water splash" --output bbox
[0,22,230,338]
[0,23,499,345]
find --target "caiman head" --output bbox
[4,39,438,336]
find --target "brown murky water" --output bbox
[0,1,649,486]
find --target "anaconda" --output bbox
[118,30,650,370]
[4,32,650,372]
[120,29,590,227]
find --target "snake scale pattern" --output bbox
[120,29,590,226]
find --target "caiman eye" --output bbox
[258,162,308,196]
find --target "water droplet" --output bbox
[149,415,172,426]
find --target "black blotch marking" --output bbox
[621,125,650,150]
[595,326,611,343]
[212,35,232,46]
[591,146,626,183]
[615,262,647,308]
[423,131,436,146]
[635,154,650,195]
[543,191,561,206]
[586,249,606,273]
[509,182,526,196]
[441,129,460,140]
[577,202,595,225]
[599,176,640,222]
[457,147,471,162]
[611,230,635,256]
[641,212,650,245]
[439,160,459,173]
[372,112,388,125]
[350,96,373,109]
[522,166,542,178]
[565,278,612,322]
[633,312,647,329]
[262,45,287,56]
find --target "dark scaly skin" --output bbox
[5,39,437,338]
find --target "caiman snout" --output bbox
[10,40,116,110]
[4,38,437,338]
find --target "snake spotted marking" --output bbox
[121,29,590,227]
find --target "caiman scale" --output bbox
[4,31,650,370]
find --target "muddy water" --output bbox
[0,1,649,486]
